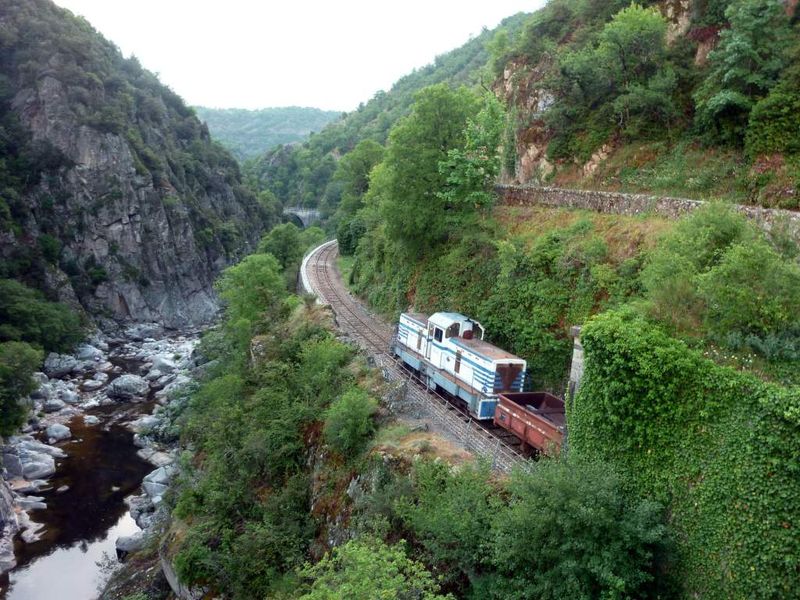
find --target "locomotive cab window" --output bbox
[445,323,460,338]
[433,328,443,342]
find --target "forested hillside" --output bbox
[243,12,530,210]
[256,1,800,597]
[194,106,341,160]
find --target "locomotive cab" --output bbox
[394,311,526,420]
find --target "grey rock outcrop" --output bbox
[0,0,268,329]
[43,354,78,379]
[107,374,149,400]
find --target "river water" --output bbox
[0,353,160,600]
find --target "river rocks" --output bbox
[125,323,164,342]
[2,450,23,478]
[42,398,66,413]
[0,479,19,574]
[16,439,67,459]
[21,454,55,480]
[107,374,149,400]
[151,355,177,374]
[46,423,71,442]
[75,344,103,361]
[137,448,174,467]
[43,353,78,378]
[82,379,104,392]
[83,415,100,425]
[116,530,147,556]
[16,495,46,511]
[142,465,175,502]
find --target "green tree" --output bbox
[259,223,304,271]
[296,538,453,600]
[333,139,385,217]
[0,341,42,435]
[0,278,83,352]
[438,92,505,210]
[323,387,377,456]
[378,84,480,257]
[215,253,285,326]
[396,460,495,587]
[694,0,793,144]
[489,459,667,600]
[697,240,800,338]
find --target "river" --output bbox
[0,330,195,600]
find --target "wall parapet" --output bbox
[496,184,800,240]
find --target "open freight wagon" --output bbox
[494,392,565,455]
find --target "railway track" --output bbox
[304,240,529,473]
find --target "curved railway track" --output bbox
[304,240,529,473]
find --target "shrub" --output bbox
[697,240,800,338]
[296,537,451,600]
[323,387,377,456]
[0,341,42,435]
[488,458,668,600]
[0,278,83,352]
[745,87,800,156]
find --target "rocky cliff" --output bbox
[0,0,270,328]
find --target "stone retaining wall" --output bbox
[497,185,800,240]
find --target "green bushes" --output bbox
[490,460,668,600]
[390,457,669,600]
[0,341,42,435]
[642,205,800,358]
[0,278,83,352]
[323,387,377,455]
[296,538,452,600]
[571,310,800,598]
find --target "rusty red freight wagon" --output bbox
[494,392,565,455]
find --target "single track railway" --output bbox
[305,241,530,473]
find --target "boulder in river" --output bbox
[83,415,100,425]
[75,344,103,361]
[116,531,146,557]
[82,379,104,392]
[151,355,177,374]
[107,374,149,400]
[16,438,67,458]
[42,397,66,413]
[43,353,78,378]
[21,454,55,480]
[46,423,71,442]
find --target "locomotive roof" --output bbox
[452,336,524,362]
[402,312,429,326]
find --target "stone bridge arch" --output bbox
[283,206,321,228]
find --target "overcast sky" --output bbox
[52,1,545,111]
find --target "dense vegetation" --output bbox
[263,0,800,217]
[571,310,800,598]
[275,4,799,593]
[490,0,800,207]
[194,107,341,160]
[165,225,670,599]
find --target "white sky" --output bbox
[52,1,545,111]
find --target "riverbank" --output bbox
[0,323,199,599]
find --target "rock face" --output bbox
[0,0,270,328]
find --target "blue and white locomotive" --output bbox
[392,311,526,419]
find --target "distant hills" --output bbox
[194,106,343,160]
